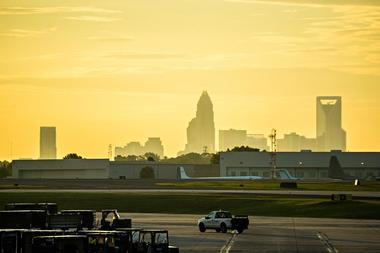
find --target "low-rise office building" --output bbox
[220,151,380,179]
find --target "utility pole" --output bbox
[108,144,113,161]
[269,129,277,179]
[10,141,13,161]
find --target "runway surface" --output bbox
[127,213,380,253]
[2,188,380,198]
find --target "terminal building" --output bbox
[220,151,380,180]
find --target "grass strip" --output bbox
[0,192,379,219]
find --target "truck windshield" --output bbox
[155,233,168,244]
[220,212,232,218]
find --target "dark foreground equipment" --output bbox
[0,210,47,229]
[5,203,58,214]
[137,230,179,253]
[0,229,64,253]
[32,235,88,253]
[101,210,132,230]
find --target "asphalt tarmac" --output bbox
[2,188,380,198]
[127,213,380,253]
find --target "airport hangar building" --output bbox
[220,151,380,180]
[11,159,219,179]
[11,151,380,180]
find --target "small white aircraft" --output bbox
[179,167,263,180]
[179,167,297,180]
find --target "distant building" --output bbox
[219,130,269,151]
[277,132,317,152]
[183,91,215,154]
[245,134,269,151]
[115,137,164,158]
[39,127,57,159]
[125,142,144,156]
[316,96,346,151]
[144,137,164,157]
[219,129,247,151]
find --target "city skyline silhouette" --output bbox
[1,0,379,159]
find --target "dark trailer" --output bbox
[0,229,64,253]
[0,210,47,229]
[78,230,130,253]
[5,203,58,214]
[32,235,88,253]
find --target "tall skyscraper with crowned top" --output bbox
[184,91,215,154]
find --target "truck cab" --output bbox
[136,229,179,253]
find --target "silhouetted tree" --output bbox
[162,152,211,164]
[63,153,83,159]
[0,161,12,178]
[229,146,260,152]
[144,152,160,162]
[210,152,220,164]
[140,166,155,179]
[328,156,344,179]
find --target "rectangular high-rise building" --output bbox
[40,127,57,159]
[316,96,346,151]
[219,129,247,151]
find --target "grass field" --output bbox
[157,180,380,191]
[0,192,379,219]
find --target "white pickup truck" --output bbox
[197,210,249,234]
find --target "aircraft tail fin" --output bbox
[179,167,191,180]
[277,169,297,180]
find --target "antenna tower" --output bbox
[269,129,277,179]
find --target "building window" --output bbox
[250,171,259,176]
[308,171,316,178]
[263,172,270,178]
[320,171,328,178]
[230,171,236,176]
[296,171,304,178]
[240,171,248,176]
[355,171,363,178]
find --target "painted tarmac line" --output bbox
[220,231,238,253]
[317,232,339,253]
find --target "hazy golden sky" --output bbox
[1,0,380,160]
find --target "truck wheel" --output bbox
[199,223,206,232]
[220,223,227,233]
[215,228,221,233]
[237,228,244,234]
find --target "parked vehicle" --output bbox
[197,210,249,233]
[1,203,179,253]
[136,229,179,253]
